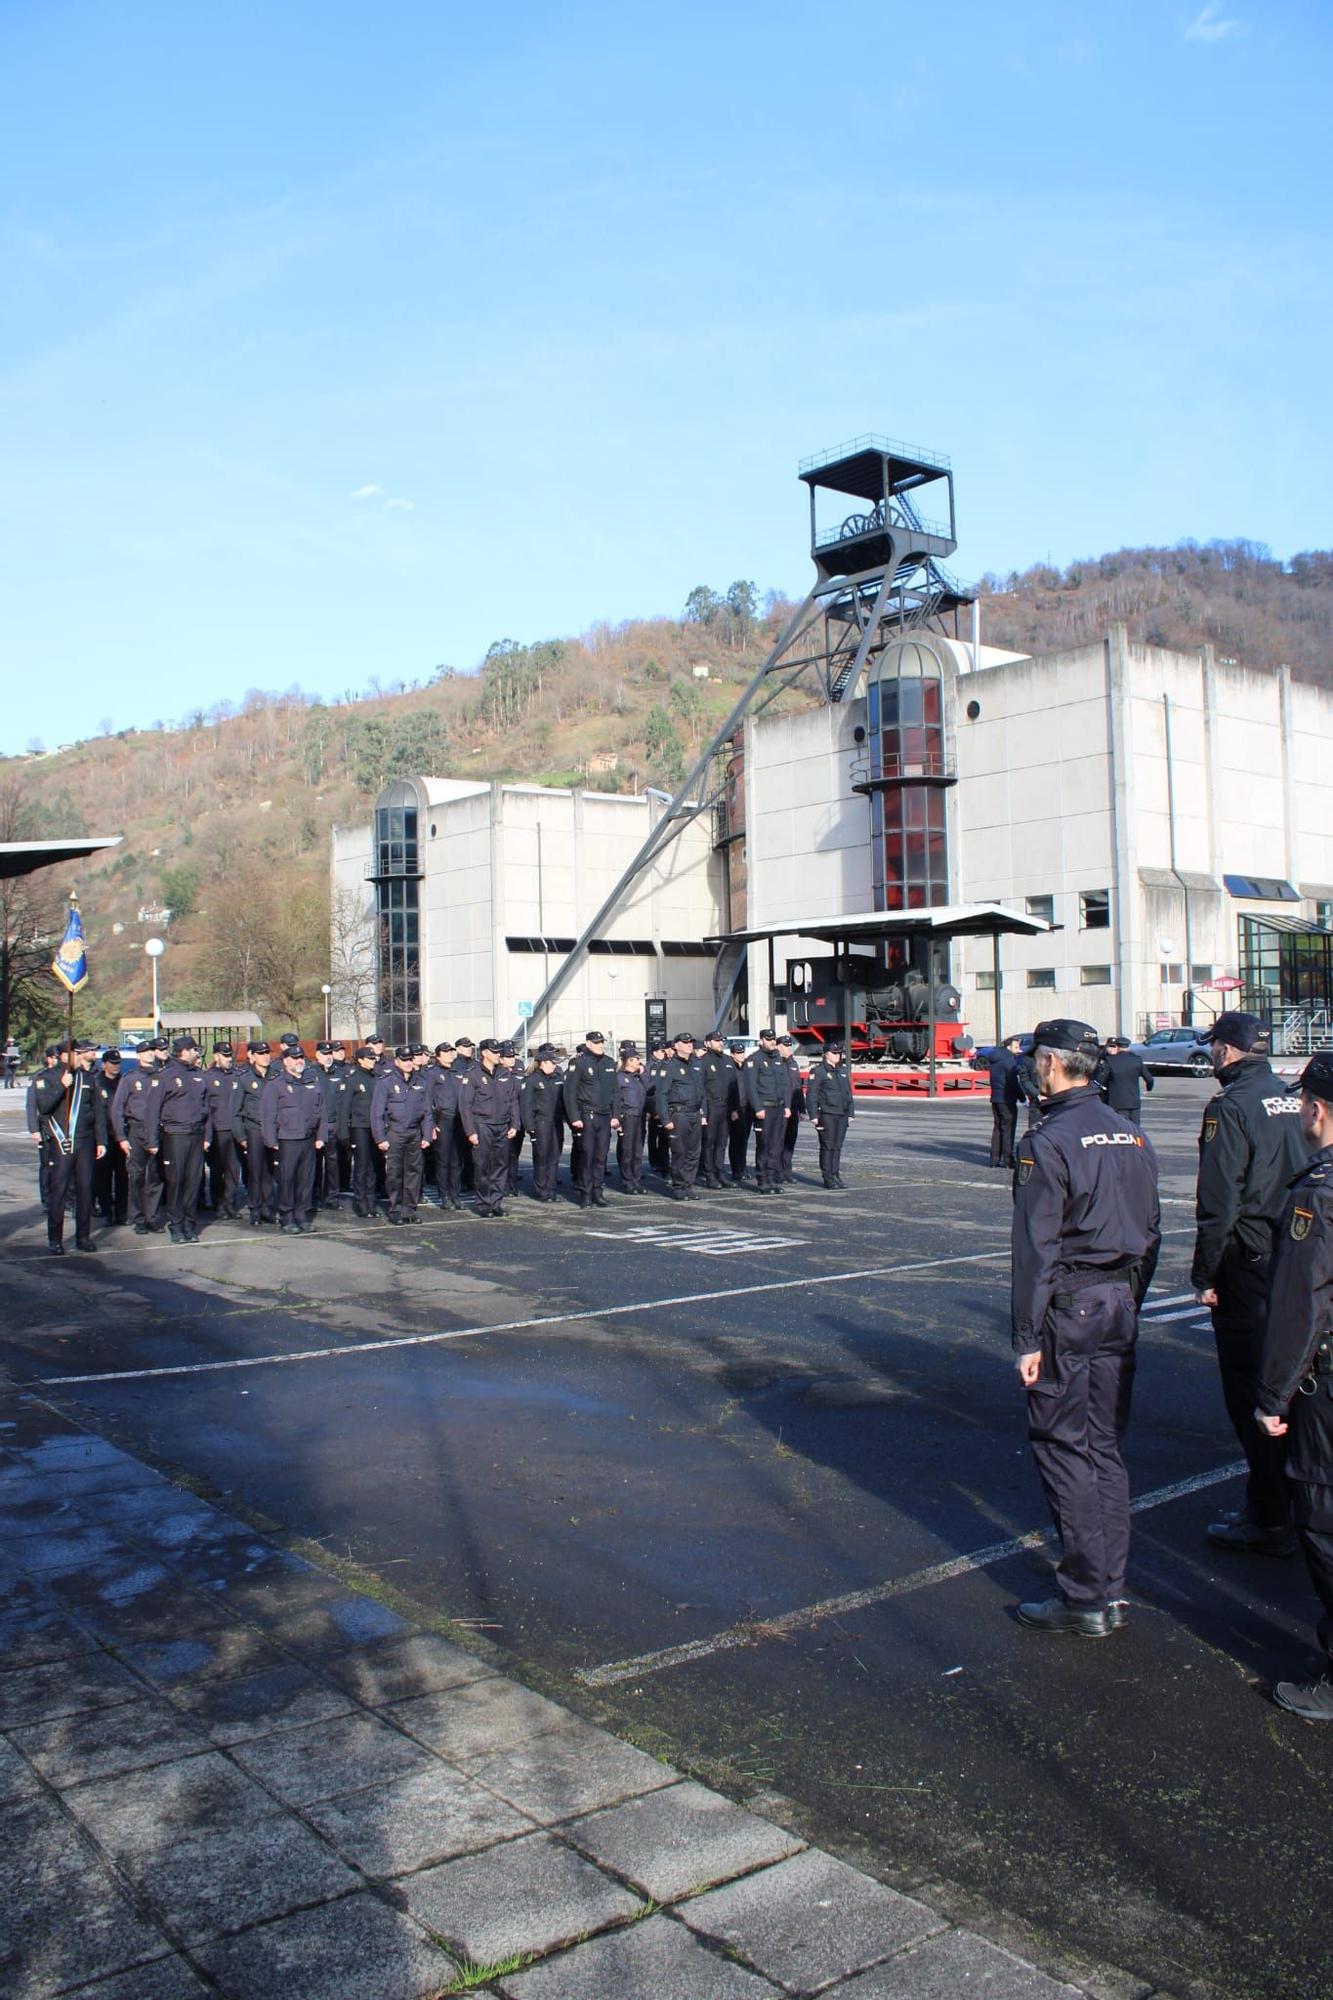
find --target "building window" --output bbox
[1223,874,1300,902]
[505,936,577,953]
[377,876,420,1047]
[1080,965,1112,986]
[374,802,419,879]
[588,939,658,957]
[976,971,997,992]
[1025,895,1055,925]
[660,941,716,958]
[871,784,949,912]
[1160,963,1184,984]
[1317,902,1332,930]
[1080,890,1110,930]
[1190,963,1214,984]
[1027,968,1056,990]
[866,639,951,913]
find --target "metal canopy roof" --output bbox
[0,837,121,880]
[159,1012,263,1030]
[706,904,1057,948]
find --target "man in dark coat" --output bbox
[143,1038,212,1244]
[235,1042,278,1226]
[204,1044,244,1219]
[371,1046,431,1224]
[111,1042,166,1234]
[1098,1036,1154,1124]
[562,1030,619,1209]
[988,1035,1024,1169]
[261,1045,329,1233]
[34,1042,108,1254]
[806,1041,855,1187]
[93,1049,128,1224]
[521,1046,565,1202]
[458,1040,520,1218]
[337,1046,381,1218]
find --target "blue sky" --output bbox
[1,1,1328,753]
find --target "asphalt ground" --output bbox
[1,1077,1328,2000]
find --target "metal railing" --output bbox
[799,435,952,476]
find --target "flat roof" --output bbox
[0,837,121,881]
[159,1011,263,1030]
[706,903,1057,946]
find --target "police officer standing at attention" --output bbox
[987,1034,1024,1169]
[93,1048,128,1225]
[657,1029,706,1200]
[1254,1055,1333,1720]
[458,1038,519,1218]
[144,1037,211,1244]
[205,1044,243,1219]
[261,1043,327,1234]
[112,1041,166,1235]
[35,1042,107,1255]
[1192,1010,1311,1556]
[615,1045,648,1194]
[1012,1019,1160,1637]
[699,1031,737,1190]
[426,1042,464,1212]
[806,1040,854,1187]
[310,1044,343,1210]
[777,1034,805,1183]
[728,1040,752,1185]
[499,1042,525,1194]
[371,1045,431,1224]
[563,1030,619,1208]
[1098,1035,1153,1125]
[521,1045,564,1202]
[746,1028,790,1196]
[338,1046,380,1218]
[646,1037,671,1181]
[236,1042,277,1226]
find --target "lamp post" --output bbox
[1158,937,1176,1030]
[321,983,332,1040]
[144,937,165,1034]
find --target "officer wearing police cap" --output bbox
[1254,1055,1333,1719]
[1011,1019,1160,1637]
[1192,1010,1312,1555]
[562,1030,619,1208]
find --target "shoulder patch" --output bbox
[1203,1116,1218,1144]
[1017,1158,1033,1184]
[1292,1207,1314,1241]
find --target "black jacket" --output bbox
[235,1066,277,1133]
[261,1070,329,1146]
[743,1049,789,1114]
[520,1071,563,1129]
[143,1061,211,1147]
[426,1065,462,1125]
[617,1071,648,1120]
[458,1066,519,1135]
[806,1062,854,1120]
[1011,1087,1161,1351]
[1256,1148,1333,1438]
[562,1050,618,1121]
[205,1068,242,1132]
[655,1054,705,1121]
[34,1068,107,1152]
[1098,1051,1153,1115]
[337,1069,377,1137]
[700,1053,737,1111]
[370,1072,430,1144]
[988,1050,1022,1109]
[1191,1058,1311,1288]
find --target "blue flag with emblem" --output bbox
[51,900,89,995]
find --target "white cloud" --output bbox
[350,482,384,500]
[1185,4,1246,42]
[384,496,415,512]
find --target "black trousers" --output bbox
[1211,1242,1290,1529]
[615,1114,644,1190]
[241,1128,275,1220]
[384,1132,424,1218]
[348,1128,378,1214]
[531,1119,562,1198]
[666,1109,703,1194]
[989,1103,1017,1168]
[1026,1281,1138,1608]
[816,1114,849,1183]
[45,1139,95,1246]
[208,1130,243,1215]
[96,1142,129,1222]
[506,1128,524,1194]
[126,1132,163,1230]
[573,1113,611,1200]
[472,1122,510,1213]
[275,1137,318,1225]
[780,1108,800,1175]
[313,1137,340,1206]
[729,1107,752,1181]
[753,1108,786,1190]
[160,1129,207,1232]
[701,1110,731,1186]
[648,1114,670,1175]
[431,1126,464,1206]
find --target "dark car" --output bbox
[972,1032,1034,1072]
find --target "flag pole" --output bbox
[65,890,78,1111]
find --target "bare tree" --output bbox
[330,885,377,1038]
[0,779,65,1048]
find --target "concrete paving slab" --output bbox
[121,1809,359,1945]
[1,1791,100,1889]
[389,1675,575,1770]
[120,1622,292,1687]
[0,1457,167,1500]
[829,1931,1084,1998]
[471,1715,679,1822]
[194,1890,456,2000]
[0,1649,143,1728]
[0,1604,98,1670]
[90,1484,255,1553]
[566,1778,806,1903]
[322,1630,497,1706]
[10,1692,207,1786]
[170,1660,356,1744]
[14,1436,138,1473]
[45,1559,229,1643]
[0,1491,90,1535]
[395,1827,642,1963]
[63,1749,285,1858]
[304,1761,534,1876]
[62,1956,212,1999]
[0,1731,41,1803]
[3,1846,174,1996]
[229,1708,437,1805]
[497,1912,785,1998]
[14,1524,129,1573]
[235,1590,412,1657]
[679,1848,945,1993]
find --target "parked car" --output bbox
[1129,1027,1214,1075]
[971,1033,1034,1072]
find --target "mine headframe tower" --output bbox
[515,436,975,1041]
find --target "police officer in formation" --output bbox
[1098,1034,1153,1124]
[727,1040,752,1184]
[426,1042,466,1213]
[806,1040,854,1187]
[656,1029,706,1200]
[33,1041,108,1255]
[205,1043,243,1220]
[458,1038,520,1218]
[777,1034,805,1182]
[260,1041,328,1233]
[699,1030,737,1190]
[371,1045,431,1224]
[92,1046,128,1224]
[111,1039,166,1233]
[745,1028,791,1195]
[521,1045,565,1202]
[563,1029,619,1208]
[143,1036,211,1244]
[337,1045,381,1217]
[614,1046,648,1193]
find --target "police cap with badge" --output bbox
[1030,1018,1102,1057]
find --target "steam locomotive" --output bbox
[785,954,973,1065]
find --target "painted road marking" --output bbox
[584,1224,809,1257]
[575,1459,1247,1688]
[1144,1305,1210,1323]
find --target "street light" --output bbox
[144,937,165,1033]
[321,983,332,1040]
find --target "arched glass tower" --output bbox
[369,780,422,1045]
[863,637,954,910]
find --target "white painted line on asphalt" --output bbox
[1147,1292,1200,1310]
[575,1458,1248,1687]
[37,1246,1016,1388]
[1144,1306,1210,1324]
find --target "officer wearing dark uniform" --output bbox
[745,1028,790,1195]
[987,1035,1024,1169]
[337,1047,380,1217]
[699,1032,737,1189]
[615,1047,648,1193]
[310,1044,343,1208]
[806,1041,854,1187]
[34,1042,108,1254]
[452,1037,478,1189]
[205,1045,243,1219]
[1192,1010,1311,1554]
[111,1042,166,1234]
[144,1038,212,1244]
[261,1045,328,1232]
[93,1050,128,1224]
[1097,1036,1153,1124]
[656,1030,706,1200]
[521,1046,564,1201]
[1255,1055,1333,1721]
[499,1041,526,1193]
[371,1047,431,1223]
[727,1041,752,1184]
[426,1043,465,1211]
[563,1030,619,1208]
[236,1042,278,1224]
[646,1038,671,1179]
[458,1040,520,1218]
[777,1035,805,1182]
[1012,1019,1160,1638]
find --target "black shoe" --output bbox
[298,1221,316,1233]
[75,1238,99,1253]
[591,1194,609,1207]
[168,1227,185,1245]
[282,1222,302,1235]
[388,1216,402,1226]
[1272,1674,1333,1721]
[49,1242,65,1257]
[576,1196,588,1209]
[1106,1599,1130,1630]
[833,1175,846,1188]
[1206,1518,1297,1557]
[1017,1598,1112,1638]
[133,1222,149,1236]
[684,1190,700,1201]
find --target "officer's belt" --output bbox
[1053,1260,1138,1295]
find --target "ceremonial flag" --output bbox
[51,900,89,995]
